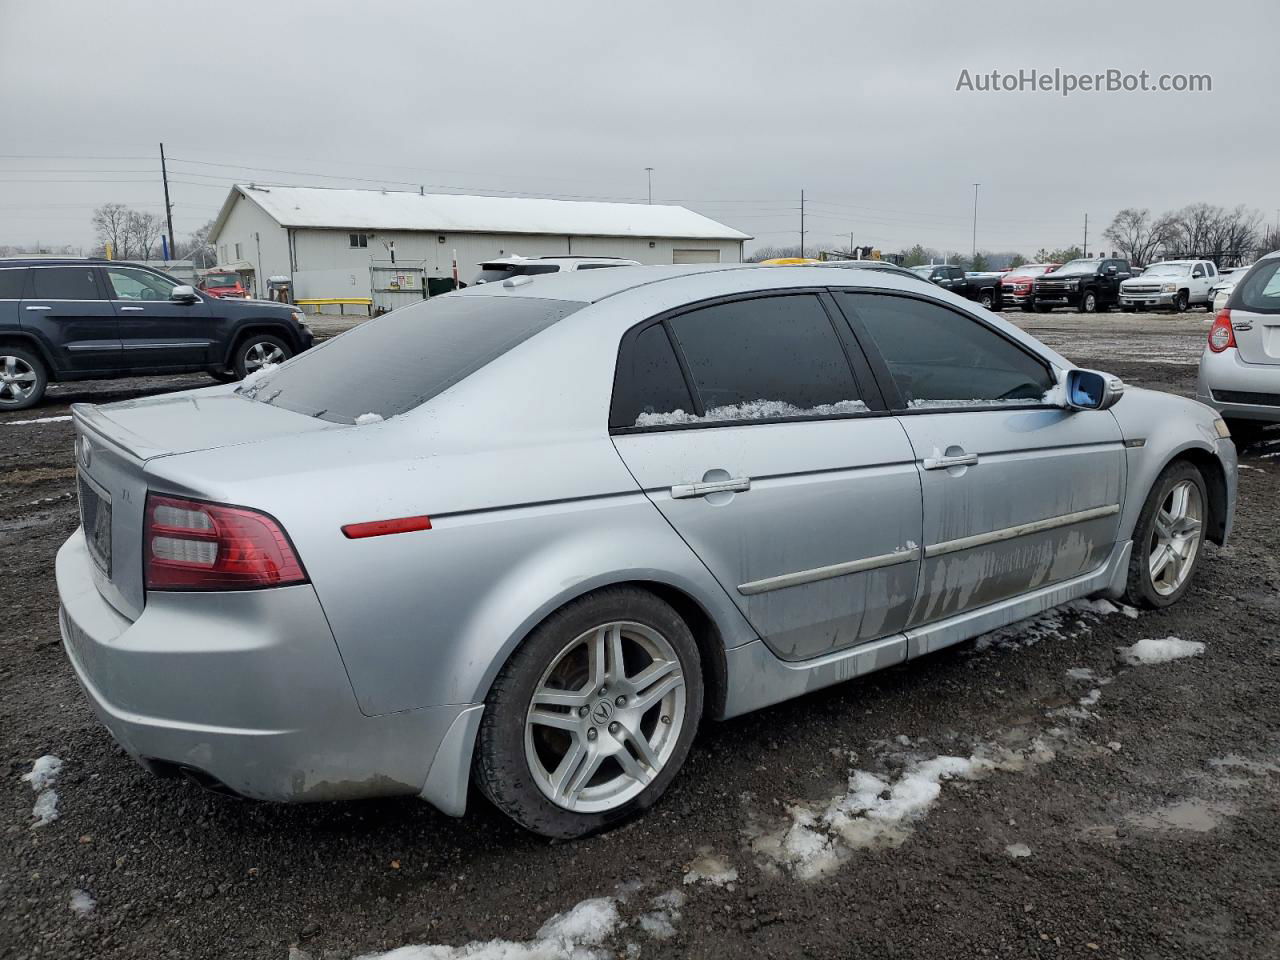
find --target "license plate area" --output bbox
[78,472,112,578]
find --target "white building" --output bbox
[208,184,750,311]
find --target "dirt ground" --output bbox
[4,311,1279,960]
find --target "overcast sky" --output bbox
[2,0,1277,257]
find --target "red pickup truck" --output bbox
[196,271,249,299]
[998,263,1060,311]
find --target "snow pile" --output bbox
[1005,843,1032,858]
[973,598,1132,654]
[907,397,1043,409]
[353,897,621,960]
[354,412,384,425]
[239,363,277,387]
[1119,637,1205,665]
[682,852,738,887]
[69,889,95,917]
[637,890,685,941]
[21,755,63,828]
[635,398,868,428]
[1,415,73,427]
[751,739,1057,880]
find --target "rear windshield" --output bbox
[239,295,584,422]
[1233,259,1280,314]
[474,263,561,284]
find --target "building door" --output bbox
[672,249,721,265]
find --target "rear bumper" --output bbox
[56,530,481,814]
[1195,348,1280,424]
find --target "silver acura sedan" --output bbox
[57,264,1237,838]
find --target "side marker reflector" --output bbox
[342,516,432,539]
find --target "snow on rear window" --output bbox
[636,398,869,427]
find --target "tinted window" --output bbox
[242,295,584,422]
[666,294,863,421]
[838,293,1053,408]
[610,324,695,428]
[0,268,27,299]
[576,263,624,270]
[474,263,561,284]
[1234,259,1280,314]
[30,267,102,300]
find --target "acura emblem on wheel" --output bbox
[591,700,614,724]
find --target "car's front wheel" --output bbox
[0,348,48,411]
[232,334,292,380]
[474,587,703,839]
[1124,461,1208,609]
[978,291,994,309]
[1173,291,1189,313]
[1079,290,1098,313]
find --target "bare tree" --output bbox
[1103,208,1175,267]
[177,218,217,266]
[125,211,163,261]
[92,203,132,259]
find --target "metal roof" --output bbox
[210,184,751,242]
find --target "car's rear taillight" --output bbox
[144,494,307,591]
[1208,309,1236,353]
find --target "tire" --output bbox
[473,586,704,839]
[1078,290,1098,313]
[231,334,292,380]
[1205,298,1216,313]
[1034,303,1052,313]
[1224,419,1266,448]
[1123,461,1209,609]
[1021,305,1035,313]
[0,347,49,411]
[208,369,238,384]
[1173,291,1189,313]
[1121,306,1136,313]
[979,290,994,309]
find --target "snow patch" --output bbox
[1,415,73,426]
[1078,688,1102,707]
[974,598,1129,654]
[1119,637,1205,665]
[239,362,277,386]
[750,738,1058,880]
[635,398,868,428]
[354,412,384,425]
[70,889,95,917]
[682,852,737,887]
[1005,843,1032,858]
[354,897,621,960]
[21,755,63,828]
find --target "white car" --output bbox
[1209,266,1252,313]
[1119,260,1219,313]
[474,255,640,284]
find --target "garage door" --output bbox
[673,248,721,264]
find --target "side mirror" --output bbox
[170,284,198,303]
[1062,368,1124,411]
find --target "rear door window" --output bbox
[648,293,866,425]
[242,295,584,422]
[0,268,28,299]
[29,267,104,300]
[609,323,696,428]
[1233,259,1280,314]
[837,292,1054,409]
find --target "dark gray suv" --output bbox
[0,259,314,410]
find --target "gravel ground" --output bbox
[4,311,1279,960]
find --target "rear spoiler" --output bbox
[71,403,167,463]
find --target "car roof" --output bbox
[0,257,150,268]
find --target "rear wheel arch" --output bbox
[0,333,57,377]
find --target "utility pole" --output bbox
[160,143,176,262]
[850,231,855,256]
[645,167,654,205]
[971,183,980,261]
[800,189,806,259]
[1083,213,1089,257]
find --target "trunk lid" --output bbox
[71,389,337,620]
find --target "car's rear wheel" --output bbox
[1124,462,1208,609]
[1079,290,1098,313]
[232,334,292,379]
[473,587,703,839]
[0,348,48,411]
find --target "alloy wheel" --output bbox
[524,621,686,813]
[1148,479,1203,596]
[243,341,287,373]
[0,355,38,405]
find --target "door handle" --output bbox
[671,477,751,499]
[119,306,144,312]
[922,453,979,471]
[25,305,51,311]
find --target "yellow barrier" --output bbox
[295,297,374,317]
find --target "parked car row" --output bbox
[909,263,1004,309]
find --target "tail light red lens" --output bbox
[144,494,308,591]
[1208,309,1235,353]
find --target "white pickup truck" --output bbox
[1119,259,1219,313]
